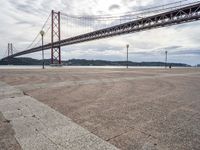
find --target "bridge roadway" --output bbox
[3,2,200,60]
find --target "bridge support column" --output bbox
[51,10,61,65]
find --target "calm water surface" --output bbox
[0,65,170,69]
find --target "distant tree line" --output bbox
[0,57,191,67]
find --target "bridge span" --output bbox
[2,2,200,63]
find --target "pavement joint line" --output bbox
[14,72,200,91]
[0,82,119,150]
[106,129,130,142]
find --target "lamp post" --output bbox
[40,30,45,69]
[126,44,129,69]
[165,50,168,69]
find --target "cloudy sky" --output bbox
[0,0,200,65]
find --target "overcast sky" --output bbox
[0,0,200,65]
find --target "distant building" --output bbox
[197,64,200,67]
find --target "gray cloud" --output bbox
[109,4,120,11]
[171,49,200,55]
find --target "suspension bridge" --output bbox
[2,1,200,65]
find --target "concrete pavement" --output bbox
[0,68,200,149]
[0,81,118,150]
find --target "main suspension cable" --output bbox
[25,12,51,50]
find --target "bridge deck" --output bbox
[3,2,200,60]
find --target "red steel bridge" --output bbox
[2,1,200,65]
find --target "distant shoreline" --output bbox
[0,57,191,67]
[0,65,196,70]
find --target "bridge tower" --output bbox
[51,10,61,65]
[7,43,13,56]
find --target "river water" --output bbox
[0,65,188,69]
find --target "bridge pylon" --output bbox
[51,10,61,65]
[7,43,13,56]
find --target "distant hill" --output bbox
[0,57,191,67]
[0,58,44,65]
